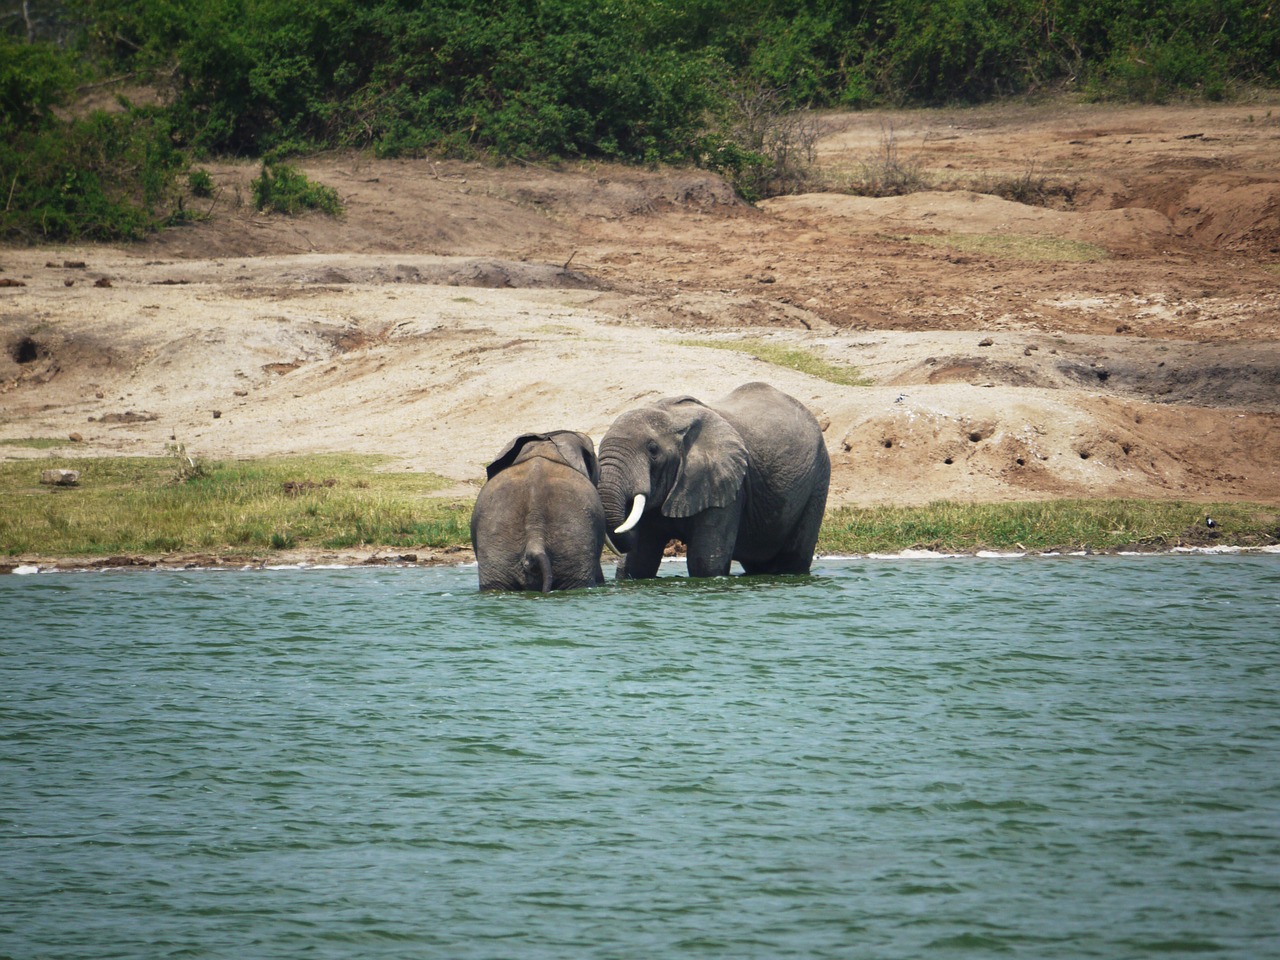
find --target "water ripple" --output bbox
[2,555,1278,959]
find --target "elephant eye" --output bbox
[646,440,660,458]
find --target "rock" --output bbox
[41,468,80,486]
[94,277,112,288]
[68,432,83,442]
[212,410,222,419]
[978,337,994,347]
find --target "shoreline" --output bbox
[6,543,1279,576]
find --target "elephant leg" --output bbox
[686,506,740,578]
[747,482,828,575]
[687,546,733,578]
[615,526,667,579]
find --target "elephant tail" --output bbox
[522,546,554,593]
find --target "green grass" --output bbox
[0,438,72,449]
[3,455,1276,560]
[903,233,1110,263]
[0,454,468,557]
[680,338,872,386]
[819,500,1278,555]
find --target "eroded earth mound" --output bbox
[3,101,1278,507]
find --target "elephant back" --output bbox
[486,431,600,482]
[715,382,828,482]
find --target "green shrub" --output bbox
[187,168,214,198]
[0,35,77,130]
[0,0,1274,226]
[0,105,189,242]
[250,163,342,216]
[699,79,820,200]
[1088,39,1232,102]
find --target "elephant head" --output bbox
[485,430,600,485]
[596,397,748,554]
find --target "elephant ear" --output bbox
[485,433,549,479]
[546,431,600,484]
[661,399,748,518]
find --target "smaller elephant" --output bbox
[471,430,606,592]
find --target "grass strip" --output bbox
[1,454,468,557]
[679,338,872,386]
[902,233,1109,263]
[819,500,1279,555]
[0,438,74,449]
[3,457,1276,560]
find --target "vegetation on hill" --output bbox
[2,0,1278,238]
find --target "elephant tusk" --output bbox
[614,493,646,534]
[604,533,623,556]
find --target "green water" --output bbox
[2,556,1278,959]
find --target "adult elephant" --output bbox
[598,382,830,579]
[471,431,606,592]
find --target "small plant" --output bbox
[250,163,342,216]
[847,123,929,197]
[974,161,1077,207]
[187,168,214,198]
[700,80,820,201]
[270,528,296,550]
[166,442,206,483]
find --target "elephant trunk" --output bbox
[597,456,645,553]
[601,492,645,555]
[614,493,646,534]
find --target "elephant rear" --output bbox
[472,432,606,592]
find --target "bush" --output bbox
[0,0,1275,229]
[699,80,820,200]
[0,35,76,130]
[187,168,214,198]
[1089,39,1232,102]
[847,124,931,197]
[0,105,189,242]
[250,163,342,216]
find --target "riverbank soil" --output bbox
[3,100,1279,515]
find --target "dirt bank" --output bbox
[3,100,1279,508]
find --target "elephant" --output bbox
[597,381,830,579]
[471,431,606,592]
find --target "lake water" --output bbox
[3,555,1279,959]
